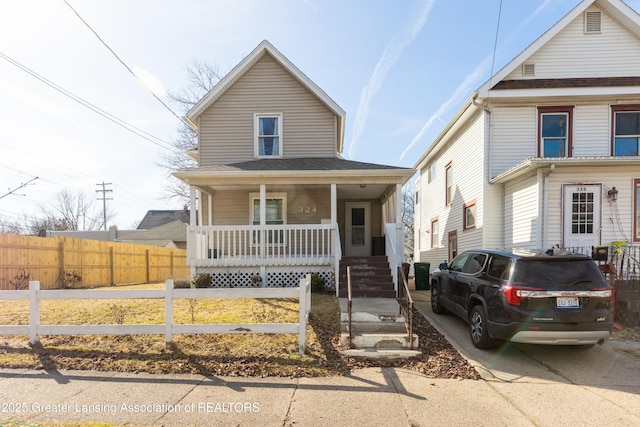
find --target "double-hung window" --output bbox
[255,113,282,158]
[251,193,286,245]
[538,106,573,157]
[612,105,640,156]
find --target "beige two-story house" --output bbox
[174,40,414,295]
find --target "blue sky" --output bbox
[1,0,639,230]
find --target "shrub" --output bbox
[173,280,191,289]
[310,273,326,293]
[191,273,212,289]
[56,271,82,289]
[10,268,31,290]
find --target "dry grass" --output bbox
[0,283,345,377]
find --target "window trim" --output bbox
[430,218,439,249]
[254,113,283,158]
[611,104,640,156]
[537,106,573,158]
[463,200,477,231]
[445,162,453,206]
[634,179,640,242]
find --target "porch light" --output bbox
[607,186,618,202]
[360,184,366,189]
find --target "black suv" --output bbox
[430,249,614,349]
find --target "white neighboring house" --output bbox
[414,0,640,272]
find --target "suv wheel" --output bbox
[431,285,447,314]
[469,305,496,349]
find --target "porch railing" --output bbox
[385,222,404,295]
[188,224,338,266]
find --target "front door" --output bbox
[345,202,371,256]
[563,184,601,247]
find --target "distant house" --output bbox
[173,40,414,292]
[137,209,191,230]
[414,0,640,272]
[116,220,187,249]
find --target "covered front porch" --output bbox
[174,158,414,294]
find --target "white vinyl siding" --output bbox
[417,111,484,268]
[573,104,610,156]
[504,6,640,81]
[504,174,539,250]
[491,106,536,178]
[198,54,337,165]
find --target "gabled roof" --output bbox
[137,210,190,230]
[185,40,347,153]
[119,220,187,243]
[477,0,640,97]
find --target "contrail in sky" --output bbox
[347,0,436,159]
[398,0,558,162]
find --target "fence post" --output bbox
[146,249,150,284]
[165,279,174,344]
[298,274,310,355]
[110,246,115,286]
[29,280,40,345]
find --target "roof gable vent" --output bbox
[522,63,535,76]
[584,11,601,33]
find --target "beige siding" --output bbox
[505,6,640,80]
[209,187,331,226]
[199,54,337,165]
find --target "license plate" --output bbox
[557,297,579,308]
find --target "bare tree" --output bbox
[401,182,415,251]
[0,216,22,234]
[158,58,224,202]
[28,189,114,234]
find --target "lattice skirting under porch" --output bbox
[194,265,334,289]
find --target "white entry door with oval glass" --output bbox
[345,202,370,256]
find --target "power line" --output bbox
[63,0,185,125]
[0,50,178,153]
[0,177,39,201]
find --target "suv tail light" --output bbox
[502,285,544,306]
[592,287,615,306]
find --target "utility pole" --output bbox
[96,181,113,230]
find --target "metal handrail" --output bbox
[347,265,353,348]
[397,265,414,350]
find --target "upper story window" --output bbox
[255,113,283,158]
[612,105,640,156]
[445,162,453,206]
[538,106,573,157]
[463,200,476,230]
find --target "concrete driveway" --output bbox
[412,288,640,425]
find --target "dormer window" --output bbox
[255,113,283,158]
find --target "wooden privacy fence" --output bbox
[0,275,311,354]
[0,234,189,289]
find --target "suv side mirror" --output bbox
[438,262,449,270]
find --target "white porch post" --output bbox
[197,189,203,227]
[331,184,339,296]
[259,184,266,282]
[395,183,403,294]
[208,191,213,225]
[189,186,197,226]
[189,186,197,277]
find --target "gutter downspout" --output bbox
[542,164,556,249]
[471,92,493,247]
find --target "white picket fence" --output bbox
[0,275,311,354]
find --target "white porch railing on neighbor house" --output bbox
[188,224,338,267]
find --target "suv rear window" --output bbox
[513,258,605,288]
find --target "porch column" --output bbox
[259,184,266,225]
[259,185,266,281]
[395,184,403,294]
[331,184,339,296]
[197,189,203,227]
[208,191,213,225]
[189,186,197,226]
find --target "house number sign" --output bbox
[297,206,317,213]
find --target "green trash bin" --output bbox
[414,262,430,290]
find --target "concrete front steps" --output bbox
[339,297,420,360]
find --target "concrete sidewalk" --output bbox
[0,366,528,427]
